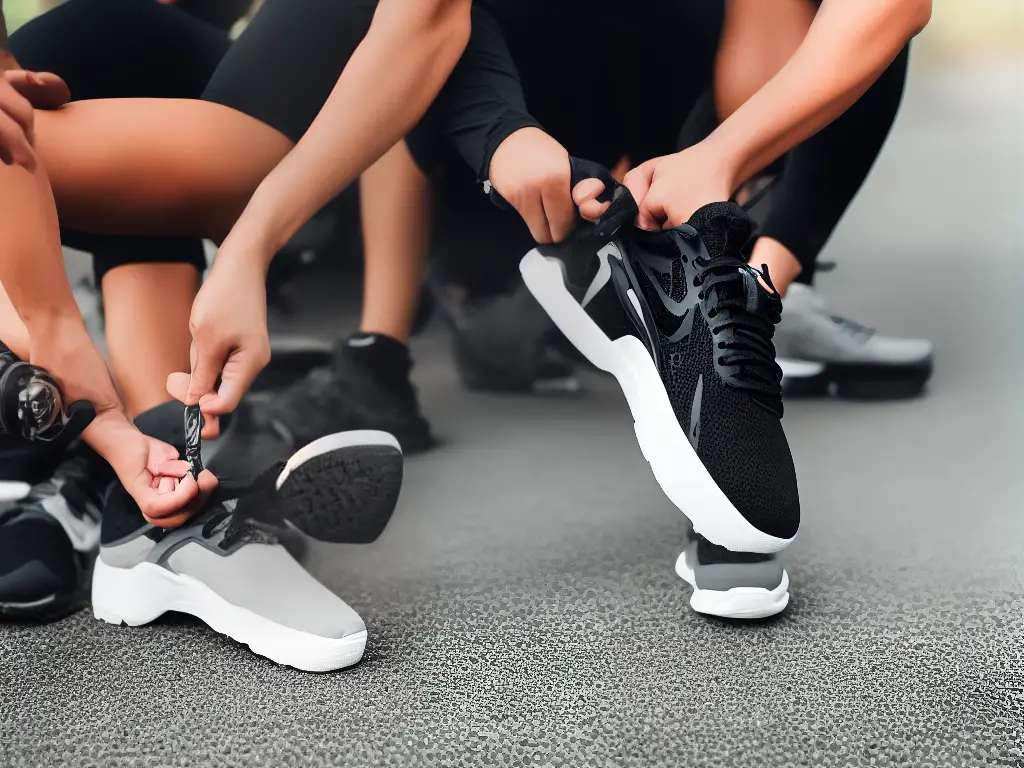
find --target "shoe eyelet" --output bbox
[692,278,700,287]
[717,357,725,366]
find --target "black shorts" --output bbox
[7,0,233,282]
[202,0,378,144]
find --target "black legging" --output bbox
[6,0,235,284]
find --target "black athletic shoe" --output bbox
[0,443,110,621]
[264,334,434,454]
[674,527,789,620]
[520,201,799,553]
[428,277,580,394]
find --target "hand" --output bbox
[488,127,575,244]
[84,411,217,528]
[167,253,270,433]
[0,66,35,169]
[573,143,738,231]
[4,69,71,110]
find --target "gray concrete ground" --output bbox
[1,57,1022,768]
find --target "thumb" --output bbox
[197,347,267,416]
[572,178,611,222]
[185,339,224,407]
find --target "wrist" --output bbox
[700,126,755,196]
[23,308,88,340]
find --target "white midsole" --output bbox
[675,551,790,620]
[777,358,826,380]
[0,481,31,503]
[521,249,793,554]
[92,558,365,673]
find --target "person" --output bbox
[0,0,468,622]
[0,0,473,518]
[0,0,241,621]
[263,0,933,618]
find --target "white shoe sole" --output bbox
[521,249,793,554]
[674,551,790,619]
[0,481,30,503]
[92,558,366,673]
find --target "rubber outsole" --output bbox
[674,551,790,619]
[779,358,932,400]
[520,249,793,554]
[92,559,365,672]
[274,431,404,544]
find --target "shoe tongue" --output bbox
[685,202,753,261]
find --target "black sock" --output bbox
[338,333,412,384]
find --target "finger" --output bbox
[157,476,174,494]
[0,82,35,142]
[541,178,577,243]
[577,199,612,222]
[154,458,191,478]
[200,414,220,440]
[517,192,554,244]
[166,371,190,403]
[197,356,263,417]
[571,178,606,207]
[622,162,656,209]
[637,191,667,232]
[196,468,219,496]
[139,472,200,522]
[0,110,36,171]
[186,341,224,406]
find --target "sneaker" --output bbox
[428,277,580,394]
[520,201,799,553]
[92,429,404,672]
[0,444,110,620]
[674,527,790,620]
[265,334,434,454]
[776,282,933,399]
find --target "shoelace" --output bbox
[689,247,784,405]
[198,460,288,550]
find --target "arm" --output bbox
[710,0,930,191]
[221,0,471,263]
[585,0,932,228]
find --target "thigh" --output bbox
[202,0,379,143]
[7,0,230,100]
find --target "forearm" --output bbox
[226,0,470,265]
[708,0,931,189]
[0,164,83,334]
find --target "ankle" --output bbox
[340,332,412,384]
[750,237,802,297]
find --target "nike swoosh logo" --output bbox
[688,373,703,451]
[636,257,696,344]
[582,243,622,307]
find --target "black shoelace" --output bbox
[199,460,288,550]
[690,248,784,404]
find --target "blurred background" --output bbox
[2,2,1021,767]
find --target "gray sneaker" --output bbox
[92,432,403,672]
[776,283,933,399]
[675,528,790,620]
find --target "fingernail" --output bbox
[27,72,43,85]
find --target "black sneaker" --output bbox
[520,199,799,553]
[0,443,111,621]
[428,277,580,394]
[264,334,434,454]
[674,526,789,619]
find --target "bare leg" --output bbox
[102,264,200,418]
[0,283,30,359]
[34,99,294,239]
[358,140,432,343]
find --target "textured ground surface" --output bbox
[1,56,1022,768]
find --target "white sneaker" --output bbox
[776,283,933,398]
